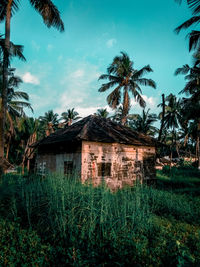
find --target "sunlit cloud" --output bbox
[22,72,40,85]
[130,95,159,113]
[106,38,117,48]
[47,44,53,52]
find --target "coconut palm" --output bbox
[175,57,200,167]
[98,51,156,125]
[128,109,158,137]
[39,110,59,136]
[96,108,109,118]
[60,108,81,126]
[157,94,166,142]
[0,0,64,172]
[162,94,183,160]
[0,67,33,160]
[0,36,26,170]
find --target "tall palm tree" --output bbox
[0,68,32,160]
[98,51,156,125]
[60,108,81,126]
[128,109,158,137]
[39,110,59,136]
[0,36,26,171]
[0,0,64,172]
[175,0,200,51]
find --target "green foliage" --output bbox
[0,219,50,266]
[0,170,199,266]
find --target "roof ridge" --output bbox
[76,115,94,139]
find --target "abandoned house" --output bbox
[35,115,156,189]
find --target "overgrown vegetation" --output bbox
[0,167,199,266]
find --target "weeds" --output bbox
[0,169,199,266]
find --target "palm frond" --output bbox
[175,16,200,34]
[106,86,121,109]
[11,91,29,101]
[10,101,33,112]
[136,78,156,88]
[30,0,64,32]
[133,65,153,79]
[188,30,200,51]
[0,0,19,22]
[188,0,200,15]
[134,92,146,108]
[9,42,26,61]
[98,81,119,92]
[174,64,190,75]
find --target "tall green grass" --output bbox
[0,172,200,266]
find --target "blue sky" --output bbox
[0,0,193,118]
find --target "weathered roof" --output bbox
[38,115,156,147]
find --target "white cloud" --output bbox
[31,41,40,51]
[106,38,117,48]
[47,44,53,52]
[71,69,85,78]
[22,72,40,85]
[57,55,63,62]
[130,95,159,113]
[55,60,101,115]
[76,105,113,118]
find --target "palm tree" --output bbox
[110,105,123,124]
[60,108,81,126]
[0,36,26,171]
[175,57,200,168]
[157,94,166,142]
[175,0,200,51]
[39,110,59,136]
[162,94,183,160]
[128,109,158,137]
[0,0,64,172]
[0,68,32,160]
[98,51,156,125]
[96,108,109,118]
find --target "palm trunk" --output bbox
[6,135,11,160]
[0,0,13,174]
[158,94,165,142]
[121,87,129,125]
[197,120,200,170]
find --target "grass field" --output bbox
[0,166,199,266]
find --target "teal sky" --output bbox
[0,0,193,118]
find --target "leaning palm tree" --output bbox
[60,108,81,126]
[98,51,156,125]
[0,0,64,172]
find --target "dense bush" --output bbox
[0,219,50,266]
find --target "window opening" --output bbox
[97,163,111,177]
[64,161,73,175]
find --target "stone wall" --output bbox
[81,141,156,190]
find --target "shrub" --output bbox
[0,219,51,266]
